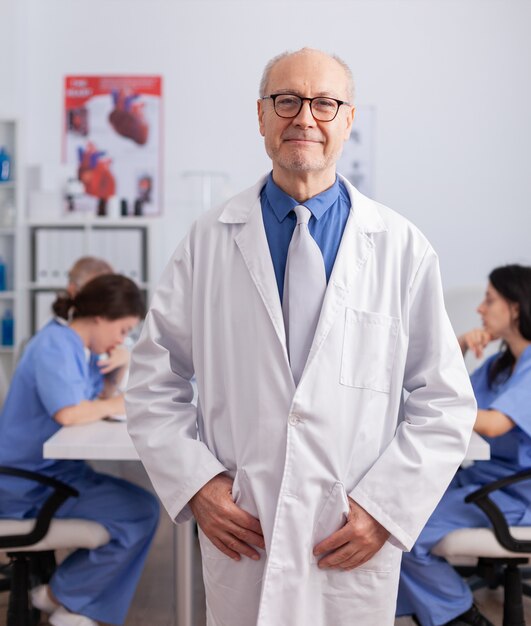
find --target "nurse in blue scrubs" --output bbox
[397,264,531,626]
[0,274,159,626]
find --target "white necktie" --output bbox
[282,205,327,385]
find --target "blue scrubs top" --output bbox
[461,345,531,515]
[0,319,103,475]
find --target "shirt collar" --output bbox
[264,172,341,223]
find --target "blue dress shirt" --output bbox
[260,173,351,300]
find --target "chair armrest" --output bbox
[0,465,79,550]
[465,468,531,553]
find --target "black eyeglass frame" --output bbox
[262,93,351,122]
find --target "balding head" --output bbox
[257,48,356,199]
[67,256,113,297]
[259,48,355,104]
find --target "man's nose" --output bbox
[292,100,315,127]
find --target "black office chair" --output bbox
[0,466,110,626]
[433,469,531,626]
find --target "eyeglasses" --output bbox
[262,93,350,122]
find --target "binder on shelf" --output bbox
[34,228,85,285]
[33,291,57,332]
[91,228,144,283]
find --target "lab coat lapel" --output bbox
[304,178,387,372]
[219,174,386,387]
[227,189,288,354]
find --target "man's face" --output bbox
[257,51,355,176]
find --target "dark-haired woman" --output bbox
[397,264,531,626]
[0,275,159,626]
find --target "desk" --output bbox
[43,421,194,626]
[43,421,491,464]
[44,421,139,460]
[43,423,490,626]
[466,430,490,461]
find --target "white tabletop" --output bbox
[43,420,139,461]
[466,430,490,461]
[43,421,490,462]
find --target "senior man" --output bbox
[126,48,477,626]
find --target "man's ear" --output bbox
[343,106,355,141]
[257,99,266,137]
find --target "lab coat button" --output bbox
[288,414,300,426]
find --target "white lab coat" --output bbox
[126,174,477,626]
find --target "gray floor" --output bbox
[2,461,531,625]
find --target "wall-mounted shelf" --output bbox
[0,119,24,403]
[28,220,153,333]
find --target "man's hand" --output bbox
[313,497,390,571]
[189,474,265,561]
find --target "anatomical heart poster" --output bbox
[63,75,162,216]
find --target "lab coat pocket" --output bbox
[232,469,259,519]
[198,526,227,560]
[355,537,398,574]
[198,470,249,561]
[198,469,261,562]
[311,481,350,563]
[340,308,399,393]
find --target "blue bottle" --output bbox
[0,147,11,182]
[0,256,6,291]
[1,309,14,346]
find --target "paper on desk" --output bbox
[104,413,127,422]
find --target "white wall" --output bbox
[0,0,25,117]
[1,0,530,291]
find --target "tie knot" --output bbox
[294,205,311,225]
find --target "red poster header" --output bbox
[65,76,162,109]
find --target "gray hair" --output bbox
[68,256,113,289]
[258,48,355,103]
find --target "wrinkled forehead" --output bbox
[267,52,350,100]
